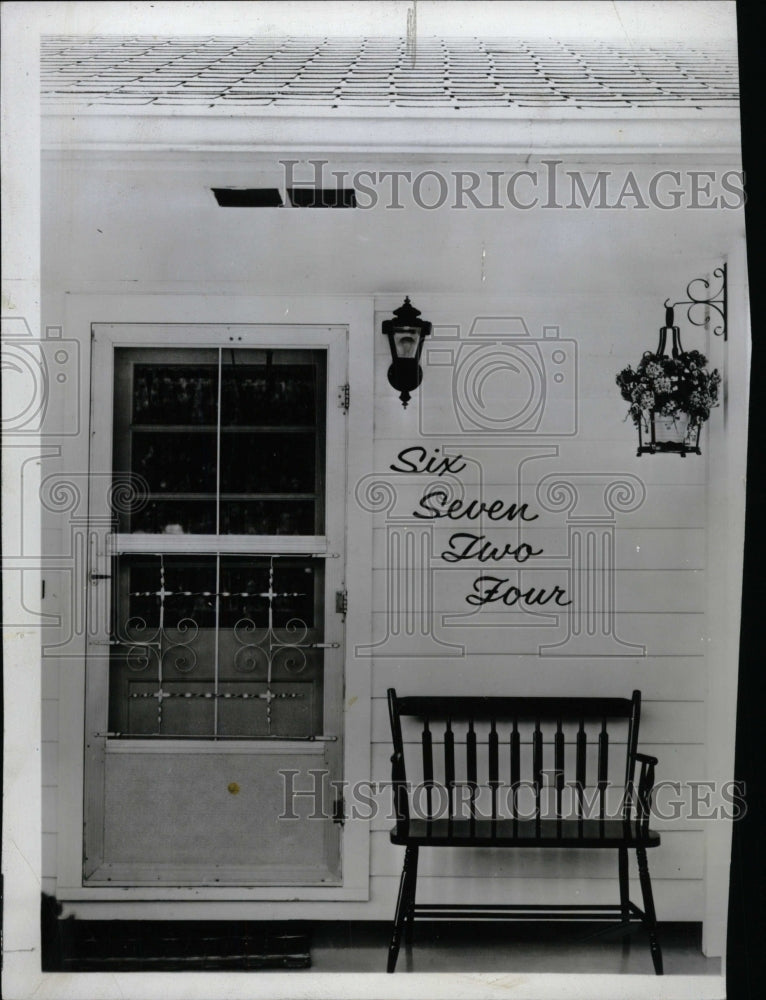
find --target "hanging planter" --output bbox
[616,310,721,457]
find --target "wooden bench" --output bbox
[386,688,662,974]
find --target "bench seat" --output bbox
[391,818,661,848]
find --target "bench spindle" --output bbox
[467,719,478,820]
[533,718,543,826]
[489,719,499,821]
[576,718,587,822]
[444,719,455,821]
[555,719,565,822]
[598,716,609,822]
[421,719,433,822]
[510,718,520,820]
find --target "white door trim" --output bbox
[54,292,374,902]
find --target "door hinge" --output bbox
[335,589,348,620]
[336,383,350,413]
[333,791,345,826]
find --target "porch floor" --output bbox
[47,915,720,975]
[310,921,721,975]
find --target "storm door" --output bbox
[84,326,347,886]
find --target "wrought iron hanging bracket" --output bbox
[664,262,727,341]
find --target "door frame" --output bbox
[54,292,374,903]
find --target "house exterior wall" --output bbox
[39,148,748,953]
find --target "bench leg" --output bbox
[387,846,419,973]
[404,846,419,948]
[618,846,631,959]
[618,847,630,924]
[636,847,663,975]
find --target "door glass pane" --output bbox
[217,556,323,737]
[109,553,324,737]
[113,347,326,535]
[114,350,219,535]
[109,555,216,736]
[218,349,325,535]
[132,364,219,425]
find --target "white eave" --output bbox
[41,104,741,157]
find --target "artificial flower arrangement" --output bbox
[616,336,721,455]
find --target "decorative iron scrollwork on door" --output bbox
[109,552,325,738]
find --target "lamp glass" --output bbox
[393,328,420,359]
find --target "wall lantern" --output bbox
[382,297,432,408]
[616,265,726,457]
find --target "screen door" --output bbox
[84,325,347,886]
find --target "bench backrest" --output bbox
[387,689,644,828]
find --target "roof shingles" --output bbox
[40,36,739,111]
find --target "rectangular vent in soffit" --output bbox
[212,188,358,208]
[287,188,357,208]
[212,188,284,207]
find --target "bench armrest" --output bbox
[628,751,659,825]
[390,751,409,823]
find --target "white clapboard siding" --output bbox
[615,530,706,570]
[370,611,707,656]
[418,399,711,444]
[371,829,704,880]
[383,399,689,445]
[372,657,705,701]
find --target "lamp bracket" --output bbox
[664,262,727,341]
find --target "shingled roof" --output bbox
[41,35,739,111]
